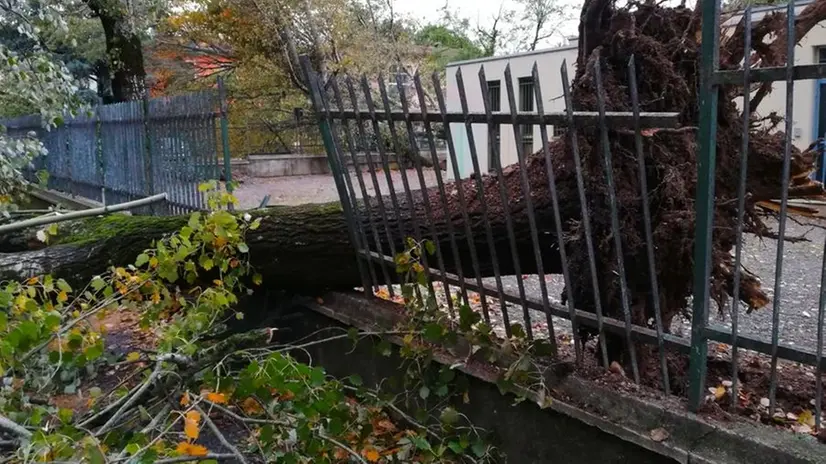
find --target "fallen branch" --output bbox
[195,405,249,464]
[317,430,367,464]
[0,415,31,440]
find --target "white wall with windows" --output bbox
[444,0,826,180]
[444,42,577,179]
[719,0,826,151]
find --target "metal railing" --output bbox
[3,85,231,215]
[690,0,826,422]
[304,0,826,424]
[302,56,689,391]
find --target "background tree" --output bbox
[0,1,82,208]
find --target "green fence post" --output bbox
[217,76,233,194]
[688,0,721,412]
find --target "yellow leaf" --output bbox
[176,442,209,457]
[151,291,161,304]
[184,410,200,440]
[213,280,223,287]
[713,386,726,400]
[149,257,159,268]
[180,392,191,407]
[799,409,816,427]
[204,392,228,404]
[363,447,380,462]
[126,352,141,362]
[57,291,68,302]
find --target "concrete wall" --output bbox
[237,154,331,177]
[444,42,578,180]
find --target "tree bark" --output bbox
[85,0,147,102]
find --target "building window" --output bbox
[487,80,501,112]
[818,47,826,64]
[518,77,535,154]
[552,125,567,139]
[487,80,501,171]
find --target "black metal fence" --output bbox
[3,86,231,215]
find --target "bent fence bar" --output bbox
[303,0,826,425]
[2,88,230,215]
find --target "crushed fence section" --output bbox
[303,55,687,395]
[2,89,228,215]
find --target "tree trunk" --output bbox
[0,184,567,293]
[85,0,147,102]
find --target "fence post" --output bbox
[95,106,106,206]
[142,95,157,215]
[687,0,721,412]
[217,76,233,194]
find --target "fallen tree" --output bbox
[3,0,826,363]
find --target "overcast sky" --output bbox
[394,0,583,51]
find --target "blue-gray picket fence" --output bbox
[3,90,226,215]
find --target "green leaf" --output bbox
[447,440,466,454]
[348,374,363,387]
[425,240,436,255]
[252,273,263,286]
[376,339,392,357]
[44,314,61,331]
[250,218,262,230]
[56,279,72,293]
[471,440,488,457]
[135,253,149,267]
[90,277,106,292]
[124,443,141,456]
[439,407,459,425]
[86,445,105,464]
[58,408,73,423]
[89,387,102,398]
[436,384,449,397]
[423,323,443,342]
[199,255,214,271]
[418,385,430,399]
[237,242,249,253]
[85,344,103,361]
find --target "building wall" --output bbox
[723,0,825,150]
[444,45,578,179]
[444,1,826,181]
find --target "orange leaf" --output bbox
[57,291,68,302]
[240,397,263,415]
[176,442,209,457]
[375,419,396,433]
[26,276,39,285]
[184,410,201,440]
[362,447,380,462]
[205,392,228,404]
[180,392,191,407]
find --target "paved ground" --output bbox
[233,168,439,208]
[234,170,826,351]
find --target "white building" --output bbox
[444,41,578,179]
[444,0,826,180]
